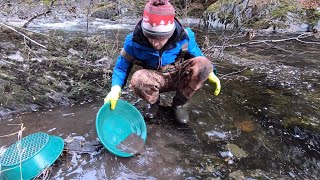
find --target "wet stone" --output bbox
[116,133,145,155]
[65,139,103,154]
[236,120,255,132]
[226,144,248,159]
[229,170,245,180]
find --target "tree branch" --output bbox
[22,0,56,28]
[262,42,294,53]
[0,23,47,49]
[0,0,5,9]
[220,67,248,79]
[6,23,49,37]
[208,33,320,49]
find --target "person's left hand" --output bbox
[207,72,221,96]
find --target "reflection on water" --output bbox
[0,84,319,179]
[0,101,200,179]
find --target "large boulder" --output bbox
[202,0,320,32]
[90,1,118,19]
[90,0,138,20]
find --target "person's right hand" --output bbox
[104,85,121,110]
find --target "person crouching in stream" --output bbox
[104,0,221,124]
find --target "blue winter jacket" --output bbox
[112,19,209,88]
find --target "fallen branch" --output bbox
[22,0,56,28]
[220,67,248,79]
[262,42,294,53]
[208,33,320,49]
[8,23,49,37]
[0,127,26,138]
[0,124,25,138]
[0,0,5,9]
[0,22,47,49]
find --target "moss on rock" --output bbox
[282,116,320,132]
[203,0,319,31]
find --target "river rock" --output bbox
[68,48,82,58]
[203,0,320,31]
[0,108,13,119]
[45,91,71,107]
[94,56,112,68]
[0,42,16,50]
[7,51,24,62]
[226,143,248,158]
[90,2,118,19]
[64,136,103,154]
[229,170,245,180]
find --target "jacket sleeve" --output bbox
[186,28,217,75]
[185,28,204,57]
[111,35,134,88]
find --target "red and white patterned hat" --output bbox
[142,0,176,39]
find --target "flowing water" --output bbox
[0,19,319,179]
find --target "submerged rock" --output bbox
[7,51,24,62]
[64,136,103,154]
[229,170,245,180]
[235,120,255,132]
[226,143,248,158]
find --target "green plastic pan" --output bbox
[0,132,64,180]
[96,100,147,157]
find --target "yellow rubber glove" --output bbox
[207,72,221,96]
[104,85,121,110]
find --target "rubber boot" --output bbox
[144,98,160,119]
[172,92,189,124]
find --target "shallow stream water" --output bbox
[0,19,319,179]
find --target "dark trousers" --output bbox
[130,57,213,104]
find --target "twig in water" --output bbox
[7,23,49,37]
[209,33,320,49]
[0,124,26,138]
[0,127,26,138]
[35,166,52,179]
[262,42,294,53]
[220,67,248,79]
